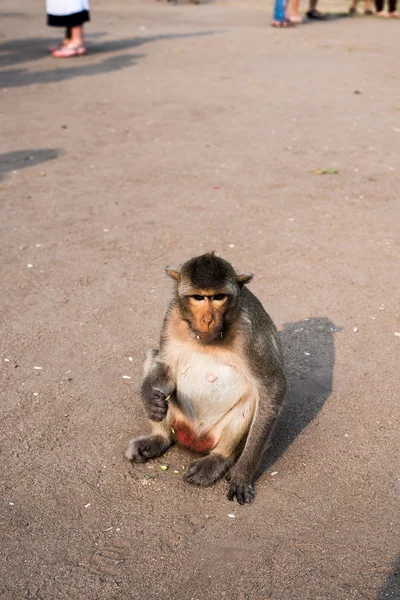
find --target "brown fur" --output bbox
[126,253,286,505]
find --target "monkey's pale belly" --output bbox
[171,356,249,451]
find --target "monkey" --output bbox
[126,252,286,504]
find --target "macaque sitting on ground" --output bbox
[126,252,286,504]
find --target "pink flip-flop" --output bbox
[51,44,86,58]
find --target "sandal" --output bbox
[52,43,86,58]
[48,40,70,53]
[49,42,63,53]
[306,8,327,19]
[364,9,374,14]
[271,19,296,27]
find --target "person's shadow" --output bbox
[0,31,219,88]
[258,317,341,474]
[0,149,60,181]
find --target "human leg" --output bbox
[364,0,373,12]
[48,27,72,52]
[272,0,296,26]
[289,0,303,21]
[51,24,86,57]
[349,0,358,15]
[375,0,388,13]
[388,0,399,16]
[306,0,327,18]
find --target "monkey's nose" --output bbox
[201,315,214,329]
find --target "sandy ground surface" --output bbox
[1,1,399,598]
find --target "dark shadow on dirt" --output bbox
[0,54,143,87]
[0,31,219,87]
[0,149,60,180]
[377,555,400,600]
[0,32,109,69]
[303,12,350,24]
[257,317,341,475]
[87,31,218,55]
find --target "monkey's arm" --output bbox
[141,355,175,422]
[228,307,286,504]
[227,376,284,504]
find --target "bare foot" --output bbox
[389,10,400,17]
[376,10,389,16]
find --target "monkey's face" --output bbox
[179,292,232,343]
[166,253,253,344]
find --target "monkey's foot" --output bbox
[183,454,232,486]
[125,435,171,463]
[227,481,255,505]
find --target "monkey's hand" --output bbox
[226,474,255,505]
[142,386,169,422]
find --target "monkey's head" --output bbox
[166,252,253,344]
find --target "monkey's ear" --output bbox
[165,267,181,281]
[236,272,254,286]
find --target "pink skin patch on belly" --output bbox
[173,419,215,453]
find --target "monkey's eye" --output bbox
[192,295,205,301]
[212,294,227,301]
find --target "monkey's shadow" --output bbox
[257,317,340,476]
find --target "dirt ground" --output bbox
[1,1,399,598]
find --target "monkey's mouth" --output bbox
[194,329,222,343]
